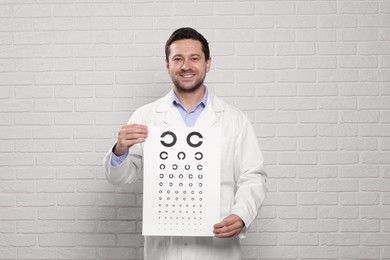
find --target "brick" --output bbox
[339,83,379,96]
[360,206,390,219]
[58,220,95,233]
[235,97,274,110]
[319,97,357,109]
[35,72,73,85]
[341,111,380,123]
[216,56,255,70]
[256,2,295,15]
[215,85,255,97]
[298,84,338,97]
[0,72,34,85]
[340,192,379,206]
[263,192,297,206]
[359,42,390,55]
[277,43,315,56]
[300,246,339,259]
[17,220,56,233]
[360,125,390,137]
[13,5,51,17]
[340,2,379,14]
[318,15,357,28]
[278,207,317,219]
[39,234,77,247]
[299,220,338,233]
[0,100,32,112]
[339,165,379,178]
[215,3,254,15]
[299,192,338,205]
[34,18,73,31]
[320,179,358,192]
[340,219,380,232]
[236,43,274,56]
[362,152,390,164]
[299,111,338,124]
[277,125,316,137]
[174,3,213,16]
[38,207,75,220]
[298,56,337,69]
[75,99,113,112]
[319,206,359,219]
[276,97,316,110]
[279,233,318,246]
[0,195,15,206]
[78,234,116,246]
[134,4,172,17]
[298,166,338,179]
[255,30,295,42]
[279,179,317,192]
[235,16,274,29]
[14,113,53,125]
[216,29,254,43]
[77,207,116,220]
[318,70,358,83]
[339,138,378,151]
[0,155,35,166]
[341,247,380,259]
[16,194,56,207]
[37,180,75,192]
[360,15,390,28]
[17,167,55,180]
[53,4,93,17]
[57,248,96,260]
[320,233,360,246]
[260,138,296,152]
[257,246,298,259]
[75,17,112,30]
[56,58,94,71]
[276,16,316,29]
[339,29,378,42]
[361,179,390,191]
[0,18,32,31]
[98,248,137,259]
[257,219,298,232]
[317,42,357,55]
[97,221,136,234]
[94,4,133,17]
[195,17,233,29]
[256,84,296,97]
[235,71,274,83]
[257,57,295,70]
[0,208,35,220]
[55,112,94,125]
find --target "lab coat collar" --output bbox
[157,89,224,127]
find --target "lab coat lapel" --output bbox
[195,92,224,128]
[157,91,186,127]
[157,90,224,128]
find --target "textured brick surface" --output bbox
[1,1,389,259]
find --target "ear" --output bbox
[206,57,212,72]
[166,60,169,70]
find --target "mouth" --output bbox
[180,73,196,79]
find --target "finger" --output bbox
[122,124,148,131]
[214,228,241,238]
[213,221,242,234]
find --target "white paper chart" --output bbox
[143,127,221,236]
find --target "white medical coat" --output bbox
[103,90,267,260]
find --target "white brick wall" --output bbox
[0,1,389,259]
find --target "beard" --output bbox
[172,76,205,94]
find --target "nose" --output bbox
[181,58,191,70]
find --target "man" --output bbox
[103,27,267,260]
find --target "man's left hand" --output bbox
[213,214,244,238]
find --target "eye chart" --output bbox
[143,127,221,237]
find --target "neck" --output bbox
[174,86,205,112]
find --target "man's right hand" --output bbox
[113,124,148,156]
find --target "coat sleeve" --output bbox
[103,110,144,186]
[231,116,267,233]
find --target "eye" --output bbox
[172,57,182,62]
[191,56,200,61]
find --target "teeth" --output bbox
[181,74,194,78]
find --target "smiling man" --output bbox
[103,27,267,260]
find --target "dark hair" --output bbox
[165,27,210,62]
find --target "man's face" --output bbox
[166,39,211,94]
